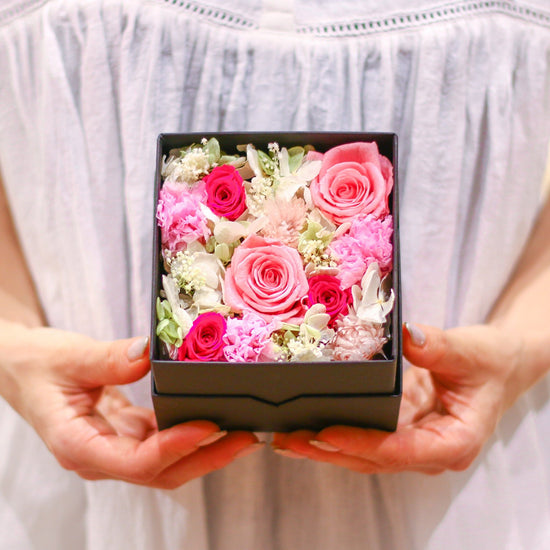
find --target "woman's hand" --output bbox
[0,320,261,488]
[272,323,527,474]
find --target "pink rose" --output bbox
[203,165,247,221]
[306,275,352,327]
[177,312,226,361]
[223,235,309,323]
[309,142,393,224]
[156,182,210,253]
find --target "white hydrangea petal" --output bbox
[214,221,248,243]
[275,177,302,201]
[200,203,220,224]
[247,144,262,177]
[379,289,395,317]
[192,252,223,289]
[356,304,387,325]
[359,263,381,307]
[296,159,322,181]
[279,147,291,177]
[162,275,193,335]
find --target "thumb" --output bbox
[403,323,471,377]
[77,336,151,387]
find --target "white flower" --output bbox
[161,275,194,336]
[351,263,394,324]
[167,242,227,314]
[283,304,335,362]
[276,151,322,202]
[161,148,211,184]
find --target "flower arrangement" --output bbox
[155,137,395,363]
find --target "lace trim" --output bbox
[2,0,549,34]
[155,0,257,30]
[0,0,48,26]
[297,1,550,36]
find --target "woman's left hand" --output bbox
[272,323,527,474]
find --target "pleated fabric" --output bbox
[0,0,550,548]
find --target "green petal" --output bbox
[258,149,276,175]
[204,137,221,164]
[287,146,305,173]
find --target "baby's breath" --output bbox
[161,148,210,183]
[245,176,276,216]
[167,251,206,294]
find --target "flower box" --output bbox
[150,132,402,432]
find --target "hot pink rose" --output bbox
[203,165,247,221]
[306,275,352,327]
[223,235,308,323]
[309,142,393,224]
[177,312,226,361]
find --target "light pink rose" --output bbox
[309,142,393,224]
[223,235,308,323]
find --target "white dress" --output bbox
[1,0,550,548]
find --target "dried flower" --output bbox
[260,197,307,247]
[332,313,386,361]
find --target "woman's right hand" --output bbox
[0,320,261,489]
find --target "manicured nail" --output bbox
[197,431,227,447]
[127,337,149,360]
[272,447,307,460]
[309,440,340,453]
[234,442,265,460]
[404,322,426,347]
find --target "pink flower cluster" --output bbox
[156,181,210,253]
[330,215,393,289]
[156,139,394,363]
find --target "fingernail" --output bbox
[127,337,149,361]
[234,442,265,460]
[197,431,227,447]
[309,440,340,453]
[272,447,307,460]
[404,322,426,347]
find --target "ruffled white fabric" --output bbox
[1,0,550,548]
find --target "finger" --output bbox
[310,419,480,472]
[398,367,438,426]
[273,430,448,474]
[403,323,473,378]
[76,336,151,387]
[150,432,263,490]
[51,418,226,481]
[96,387,157,440]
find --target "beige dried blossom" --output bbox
[260,197,307,247]
[332,313,387,361]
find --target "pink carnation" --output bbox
[156,182,210,253]
[223,312,280,362]
[330,214,393,289]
